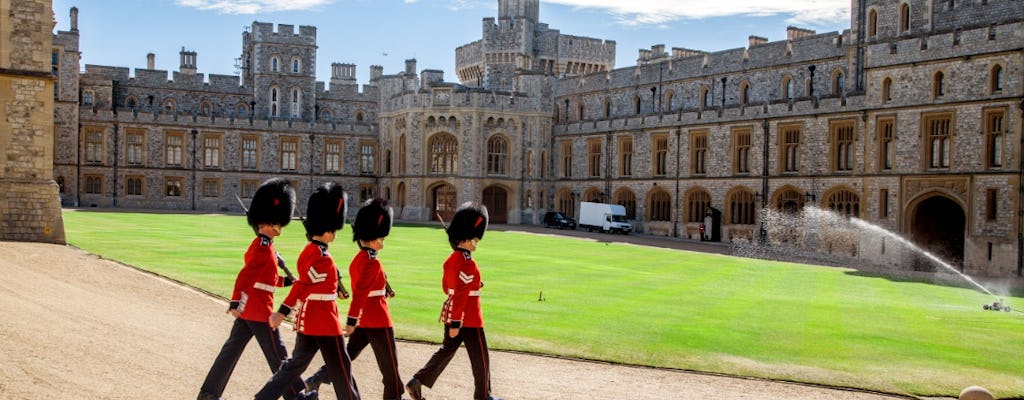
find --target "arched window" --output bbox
[933,71,945,97]
[199,101,212,116]
[881,77,893,103]
[291,88,301,118]
[162,99,176,113]
[648,189,672,221]
[577,102,585,121]
[899,2,911,34]
[291,57,301,74]
[782,75,794,100]
[774,188,805,214]
[832,70,845,95]
[604,98,611,118]
[398,135,407,174]
[322,110,332,121]
[728,189,757,225]
[271,57,280,72]
[687,189,711,223]
[355,111,365,122]
[827,189,860,217]
[270,87,279,117]
[664,90,674,112]
[991,64,1004,92]
[614,189,637,220]
[428,133,458,174]
[738,81,750,105]
[125,96,138,110]
[486,135,509,176]
[633,95,641,114]
[868,8,878,38]
[700,86,710,109]
[236,103,247,117]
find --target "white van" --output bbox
[578,202,632,234]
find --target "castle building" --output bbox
[50,0,1024,277]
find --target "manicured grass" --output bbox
[62,210,1024,397]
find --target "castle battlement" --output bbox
[250,22,316,45]
[84,107,377,136]
[865,20,1024,69]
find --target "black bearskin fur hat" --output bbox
[447,201,488,249]
[303,182,348,239]
[247,178,295,230]
[353,198,393,243]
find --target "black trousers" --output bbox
[412,326,492,400]
[255,332,360,400]
[310,327,403,400]
[199,317,305,399]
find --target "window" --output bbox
[290,88,301,118]
[203,135,221,169]
[664,90,674,112]
[615,190,637,220]
[879,189,889,218]
[240,179,259,198]
[577,102,585,121]
[619,137,633,177]
[648,190,672,221]
[52,50,59,97]
[398,135,407,174]
[923,113,953,169]
[868,8,878,38]
[733,128,752,174]
[881,77,893,103]
[429,133,457,174]
[878,117,895,171]
[84,175,103,194]
[360,142,376,175]
[384,150,392,175]
[526,150,534,177]
[604,99,611,118]
[782,76,794,100]
[700,86,710,109]
[933,71,945,98]
[280,137,298,171]
[325,140,341,173]
[125,176,143,196]
[540,151,547,179]
[899,2,911,34]
[356,111,365,122]
[165,177,183,197]
[126,130,144,165]
[241,135,259,170]
[633,95,641,114]
[202,178,220,198]
[237,103,248,118]
[832,71,845,95]
[126,97,138,110]
[827,189,860,217]
[984,109,1005,169]
[560,141,573,178]
[199,101,212,116]
[360,185,375,203]
[322,110,332,121]
[82,90,94,106]
[831,120,856,172]
[986,188,998,221]
[781,125,801,173]
[162,99,175,113]
[687,189,711,223]
[486,136,509,176]
[739,82,750,105]
[271,57,279,72]
[653,134,669,176]
[728,190,756,225]
[270,87,279,117]
[165,132,183,166]
[85,128,104,163]
[587,139,602,178]
[991,65,1004,92]
[292,58,301,74]
[692,129,708,175]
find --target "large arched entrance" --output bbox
[431,183,458,222]
[482,186,508,224]
[910,195,965,271]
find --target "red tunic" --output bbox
[231,234,288,322]
[280,240,344,336]
[346,248,393,328]
[441,249,483,328]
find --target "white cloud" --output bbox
[544,0,850,27]
[175,0,333,14]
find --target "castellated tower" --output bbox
[456,0,615,91]
[0,0,66,243]
[240,22,318,120]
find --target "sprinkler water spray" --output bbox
[982,299,1011,312]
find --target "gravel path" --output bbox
[0,241,922,400]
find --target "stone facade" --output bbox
[1,0,65,244]
[51,0,1023,276]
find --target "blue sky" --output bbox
[51,0,851,86]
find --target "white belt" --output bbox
[306,293,337,301]
[368,289,387,297]
[447,289,481,297]
[253,282,276,292]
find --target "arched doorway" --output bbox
[431,183,457,222]
[911,195,965,270]
[482,186,508,224]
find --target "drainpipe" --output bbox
[674,128,681,238]
[760,119,771,243]
[1018,96,1024,276]
[112,122,118,207]
[191,129,198,211]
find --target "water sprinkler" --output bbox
[982,299,1011,312]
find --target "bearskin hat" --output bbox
[353,198,393,242]
[447,201,488,249]
[247,178,295,229]
[303,182,348,238]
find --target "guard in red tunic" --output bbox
[255,182,361,400]
[406,202,502,400]
[198,178,310,400]
[305,198,402,399]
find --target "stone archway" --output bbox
[483,186,508,224]
[430,183,458,222]
[910,195,965,271]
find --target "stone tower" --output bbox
[498,0,539,22]
[240,22,318,120]
[0,0,66,243]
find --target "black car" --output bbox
[543,211,576,230]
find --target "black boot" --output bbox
[196,392,222,400]
[405,377,425,400]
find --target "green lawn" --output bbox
[62,210,1024,397]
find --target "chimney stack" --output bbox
[147,53,155,70]
[70,7,79,31]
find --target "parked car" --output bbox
[543,211,577,230]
